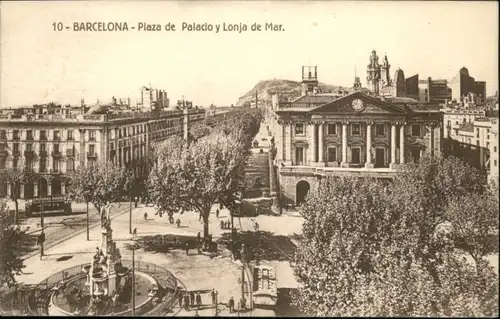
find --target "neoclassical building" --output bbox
[267,66,443,207]
[0,106,205,199]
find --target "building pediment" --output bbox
[310,92,407,115]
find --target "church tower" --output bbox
[366,50,381,95]
[301,66,319,96]
[381,54,391,87]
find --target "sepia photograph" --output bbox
[0,0,498,317]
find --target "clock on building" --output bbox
[352,99,364,111]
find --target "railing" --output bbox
[87,152,97,158]
[51,151,62,157]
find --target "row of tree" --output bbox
[148,109,262,238]
[293,155,499,317]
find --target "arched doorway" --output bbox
[39,179,48,197]
[52,178,62,195]
[296,180,310,206]
[24,182,34,199]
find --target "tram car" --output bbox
[252,265,277,307]
[25,195,72,217]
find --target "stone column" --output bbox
[47,180,52,196]
[34,183,38,197]
[341,122,348,167]
[318,122,324,165]
[308,122,316,165]
[61,181,66,195]
[6,183,11,198]
[288,123,293,165]
[20,184,24,199]
[400,123,405,164]
[365,122,374,168]
[390,123,397,168]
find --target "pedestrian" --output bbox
[196,292,202,307]
[144,212,148,220]
[134,197,138,208]
[183,294,190,310]
[176,218,181,228]
[228,296,234,313]
[133,228,137,237]
[219,203,223,210]
[254,221,259,232]
[185,242,189,256]
[178,293,183,308]
[173,236,177,246]
[220,220,224,230]
[211,289,216,305]
[216,208,219,218]
[190,291,195,307]
[197,232,201,243]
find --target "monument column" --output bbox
[365,122,374,168]
[390,123,397,168]
[400,123,406,164]
[341,121,349,167]
[318,122,324,165]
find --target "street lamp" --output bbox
[38,178,45,260]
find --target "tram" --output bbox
[252,265,277,307]
[25,195,72,217]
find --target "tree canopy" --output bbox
[148,109,261,238]
[65,163,133,213]
[0,200,25,288]
[0,167,37,224]
[293,156,498,317]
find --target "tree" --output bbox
[149,130,246,238]
[66,163,132,215]
[0,167,36,224]
[293,173,498,317]
[445,188,499,265]
[0,200,26,288]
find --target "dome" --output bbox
[459,66,469,76]
[394,68,405,83]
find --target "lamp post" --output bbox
[132,245,136,316]
[86,201,89,241]
[39,179,45,260]
[129,191,132,234]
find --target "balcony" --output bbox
[0,150,7,157]
[12,150,21,157]
[89,137,96,142]
[40,135,47,141]
[50,168,61,174]
[24,150,35,157]
[51,150,62,158]
[87,152,97,158]
[13,135,20,141]
[39,167,47,173]
[66,149,76,157]
[53,136,61,141]
[39,150,48,157]
[26,135,34,141]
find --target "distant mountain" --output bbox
[236,79,370,106]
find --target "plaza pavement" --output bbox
[15,204,304,317]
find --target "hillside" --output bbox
[236,79,370,106]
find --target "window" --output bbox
[53,160,59,172]
[13,130,19,140]
[89,145,95,154]
[40,159,46,172]
[89,130,96,141]
[411,124,421,137]
[13,158,18,168]
[494,160,497,167]
[0,143,5,152]
[351,148,361,164]
[351,124,361,136]
[67,130,74,140]
[67,159,75,172]
[295,147,304,165]
[53,130,60,140]
[40,130,47,140]
[295,123,304,135]
[40,143,46,152]
[0,158,5,169]
[327,124,337,135]
[26,144,32,151]
[0,130,5,140]
[26,130,33,140]
[447,120,451,127]
[494,146,497,153]
[327,147,337,162]
[13,143,19,152]
[375,124,385,136]
[53,144,60,152]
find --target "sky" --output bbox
[0,1,498,108]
